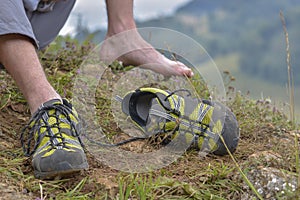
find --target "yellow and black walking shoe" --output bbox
[118,87,240,156]
[21,99,88,180]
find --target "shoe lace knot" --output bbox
[20,100,83,156]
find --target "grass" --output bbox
[280,10,299,190]
[0,35,299,199]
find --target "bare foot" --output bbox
[99,30,194,78]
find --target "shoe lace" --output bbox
[20,103,84,156]
[160,90,220,150]
[82,89,215,149]
[153,89,216,140]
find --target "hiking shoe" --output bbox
[21,99,88,179]
[119,87,239,155]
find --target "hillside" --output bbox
[0,38,299,199]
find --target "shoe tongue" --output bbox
[29,99,64,128]
[40,99,63,108]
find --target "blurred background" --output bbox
[60,0,300,119]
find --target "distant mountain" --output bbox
[136,0,300,85]
[176,0,295,17]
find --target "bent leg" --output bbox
[0,34,61,113]
[28,0,76,49]
[0,0,62,113]
[0,0,37,46]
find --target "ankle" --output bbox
[28,91,62,114]
[106,20,136,37]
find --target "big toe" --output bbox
[172,61,194,78]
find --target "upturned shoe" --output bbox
[119,87,240,155]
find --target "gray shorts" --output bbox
[0,0,76,49]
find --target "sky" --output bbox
[60,0,191,35]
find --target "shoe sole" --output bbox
[34,162,89,180]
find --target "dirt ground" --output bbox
[0,59,299,199]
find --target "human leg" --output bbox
[28,0,76,49]
[103,0,194,77]
[0,0,76,113]
[0,0,88,179]
[0,34,61,114]
[0,35,88,180]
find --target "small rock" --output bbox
[245,167,297,199]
